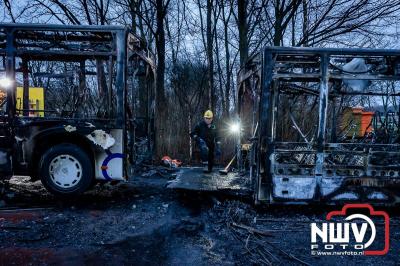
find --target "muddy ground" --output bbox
[0,173,399,265]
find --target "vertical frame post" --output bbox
[5,29,16,120]
[115,29,127,128]
[255,49,275,203]
[315,53,329,198]
[317,53,329,151]
[22,59,29,116]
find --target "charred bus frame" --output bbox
[0,24,155,196]
[238,47,400,205]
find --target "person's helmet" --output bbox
[204,110,213,119]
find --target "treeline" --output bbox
[3,0,400,161]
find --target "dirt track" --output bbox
[1,175,399,265]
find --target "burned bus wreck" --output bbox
[0,24,155,196]
[238,47,400,205]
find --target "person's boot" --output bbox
[207,165,213,173]
[202,162,211,173]
[207,160,213,173]
[202,161,208,172]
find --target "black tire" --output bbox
[39,143,93,196]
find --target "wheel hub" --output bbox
[49,154,82,188]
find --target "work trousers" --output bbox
[199,141,214,171]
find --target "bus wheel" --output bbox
[39,143,93,196]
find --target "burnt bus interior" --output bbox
[238,47,400,205]
[0,24,155,182]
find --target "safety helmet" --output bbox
[204,110,213,119]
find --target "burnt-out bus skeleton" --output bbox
[0,24,155,196]
[237,47,400,205]
[2,24,400,205]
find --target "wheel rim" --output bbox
[49,154,82,189]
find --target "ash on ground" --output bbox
[1,174,399,265]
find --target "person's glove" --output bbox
[198,138,206,146]
[198,138,208,152]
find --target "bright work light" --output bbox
[0,77,12,88]
[229,123,241,133]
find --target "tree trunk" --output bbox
[302,0,308,46]
[223,5,231,117]
[130,0,137,34]
[206,0,215,111]
[155,0,167,158]
[215,33,225,115]
[224,20,231,117]
[188,112,192,164]
[238,0,248,67]
[274,0,283,46]
[96,60,109,116]
[291,11,296,46]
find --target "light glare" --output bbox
[0,77,12,88]
[230,123,240,133]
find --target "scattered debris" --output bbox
[167,167,252,194]
[208,200,312,265]
[142,170,158,177]
[85,122,96,128]
[230,222,273,237]
[141,166,178,179]
[161,156,183,168]
[177,217,204,234]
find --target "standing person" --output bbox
[190,110,221,173]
